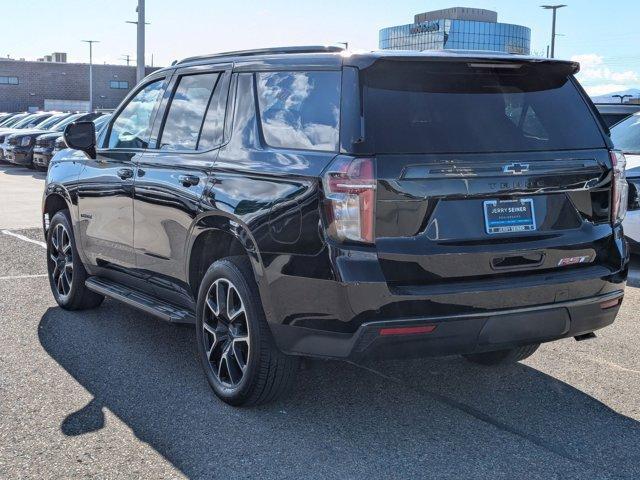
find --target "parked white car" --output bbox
[611,113,640,251]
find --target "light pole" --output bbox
[82,40,99,112]
[126,0,149,83]
[612,94,633,104]
[541,5,566,59]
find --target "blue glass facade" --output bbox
[380,18,531,54]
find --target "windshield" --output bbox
[611,114,640,154]
[0,114,28,127]
[361,61,606,154]
[13,114,50,129]
[51,113,84,132]
[36,114,70,130]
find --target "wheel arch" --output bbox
[42,188,73,234]
[186,213,266,300]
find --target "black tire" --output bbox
[463,343,540,366]
[47,210,104,310]
[196,256,298,407]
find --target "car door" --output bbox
[133,65,231,308]
[76,75,168,285]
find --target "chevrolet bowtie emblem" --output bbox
[503,163,530,175]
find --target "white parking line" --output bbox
[1,229,46,249]
[0,274,48,281]
[582,354,640,375]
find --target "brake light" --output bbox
[610,150,628,225]
[323,156,376,244]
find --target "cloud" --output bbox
[571,54,639,87]
[572,54,603,68]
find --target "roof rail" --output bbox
[176,45,345,65]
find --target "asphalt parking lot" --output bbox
[1,164,639,479]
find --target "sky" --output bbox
[1,0,638,96]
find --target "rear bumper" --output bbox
[272,290,624,359]
[265,226,628,359]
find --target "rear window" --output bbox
[256,71,340,152]
[362,61,606,154]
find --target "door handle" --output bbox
[117,168,134,180]
[179,174,200,187]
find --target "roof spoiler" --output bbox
[349,53,580,75]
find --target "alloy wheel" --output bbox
[202,279,250,387]
[49,223,73,298]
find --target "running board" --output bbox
[85,277,195,324]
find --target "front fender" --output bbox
[43,159,84,230]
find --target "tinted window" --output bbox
[611,114,640,154]
[108,79,163,149]
[601,113,630,128]
[38,114,70,130]
[362,61,606,154]
[198,74,229,151]
[27,116,52,128]
[256,71,340,151]
[51,114,84,132]
[159,73,219,151]
[93,114,111,132]
[14,115,49,129]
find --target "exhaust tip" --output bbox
[574,332,597,342]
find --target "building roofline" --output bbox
[0,58,158,69]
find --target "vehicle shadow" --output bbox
[0,163,46,179]
[38,301,640,479]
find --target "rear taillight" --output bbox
[610,150,628,225]
[322,156,376,244]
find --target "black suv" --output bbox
[44,46,629,406]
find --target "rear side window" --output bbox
[361,61,606,154]
[256,71,341,152]
[198,73,229,151]
[159,72,220,151]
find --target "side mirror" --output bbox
[63,121,96,159]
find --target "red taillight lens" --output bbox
[323,156,376,244]
[600,298,621,310]
[610,150,628,226]
[379,325,437,336]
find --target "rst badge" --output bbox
[558,255,592,267]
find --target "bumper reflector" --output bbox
[600,298,622,310]
[379,325,437,336]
